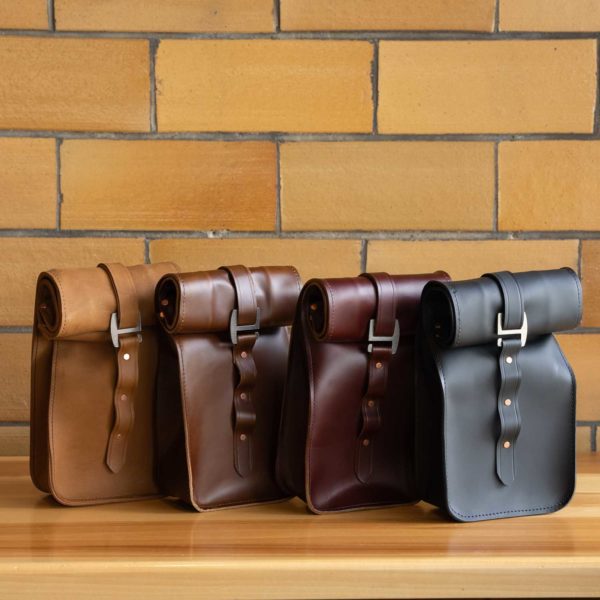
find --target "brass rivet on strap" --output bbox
[117,433,122,439]
[375,362,383,369]
[504,398,512,406]
[310,303,318,311]
[505,356,513,364]
[240,392,247,400]
[368,400,375,408]
[160,299,169,306]
[120,394,127,402]
[362,439,370,447]
[503,441,511,449]
[240,434,247,441]
[240,351,248,359]
[123,353,130,361]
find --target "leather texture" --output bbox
[276,271,449,513]
[155,265,301,511]
[30,261,179,506]
[416,267,581,521]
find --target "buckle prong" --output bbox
[230,308,261,345]
[110,312,142,348]
[367,319,400,354]
[496,312,528,348]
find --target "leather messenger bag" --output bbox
[416,268,582,522]
[276,271,449,513]
[30,261,179,506]
[155,265,301,511]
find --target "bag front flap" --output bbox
[36,262,179,340]
[304,271,450,343]
[156,266,301,335]
[421,267,582,348]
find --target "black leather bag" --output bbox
[415,268,582,522]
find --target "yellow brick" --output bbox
[501,0,600,31]
[557,335,600,421]
[0,138,56,229]
[0,427,28,456]
[576,425,593,454]
[499,141,600,231]
[56,0,273,32]
[367,240,578,280]
[0,335,30,422]
[281,0,494,31]
[582,241,600,327]
[150,238,361,281]
[61,140,276,231]
[156,40,373,133]
[0,0,47,29]
[0,238,144,326]
[281,142,494,231]
[378,40,596,134]
[0,38,149,132]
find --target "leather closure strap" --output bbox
[221,265,260,478]
[98,263,141,475]
[484,271,525,486]
[355,273,398,484]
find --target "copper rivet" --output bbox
[40,303,47,310]
[504,398,512,406]
[503,441,511,449]
[121,394,127,402]
[241,351,248,358]
[240,434,247,441]
[310,303,318,311]
[368,400,375,408]
[375,362,383,369]
[117,434,122,439]
[161,299,169,306]
[506,356,513,364]
[123,353,130,361]
[363,439,370,447]
[240,393,247,400]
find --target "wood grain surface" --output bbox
[1,455,600,599]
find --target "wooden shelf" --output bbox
[2,455,600,599]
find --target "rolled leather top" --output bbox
[304,271,449,342]
[36,262,179,340]
[421,267,582,348]
[156,266,302,335]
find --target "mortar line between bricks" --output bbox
[578,239,583,279]
[55,138,62,231]
[371,40,379,134]
[144,238,150,264]
[592,425,598,452]
[0,29,599,40]
[494,0,500,33]
[595,37,600,135]
[46,0,55,31]
[0,229,597,240]
[1,131,600,142]
[493,142,499,231]
[149,39,159,132]
[0,327,33,334]
[360,240,368,272]
[0,422,30,427]
[273,0,281,33]
[275,142,282,234]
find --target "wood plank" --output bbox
[0,457,599,598]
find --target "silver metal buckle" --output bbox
[110,312,142,348]
[230,308,261,345]
[496,312,528,348]
[367,319,400,354]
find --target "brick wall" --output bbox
[0,0,599,455]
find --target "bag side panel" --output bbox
[440,335,575,521]
[48,334,160,505]
[156,336,191,504]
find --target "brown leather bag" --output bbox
[30,262,179,506]
[276,271,450,513]
[155,265,301,511]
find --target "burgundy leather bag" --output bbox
[276,271,449,513]
[155,265,301,511]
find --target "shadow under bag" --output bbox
[416,268,582,522]
[30,262,179,505]
[155,265,301,511]
[277,271,449,513]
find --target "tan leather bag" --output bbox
[155,265,301,511]
[30,262,178,506]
